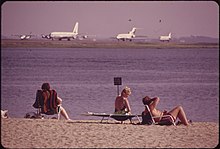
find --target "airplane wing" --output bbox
[77,33,96,39]
[135,35,148,38]
[11,34,37,37]
[110,35,148,40]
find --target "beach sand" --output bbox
[1,118,218,148]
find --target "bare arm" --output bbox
[149,97,160,110]
[149,97,164,119]
[124,98,131,113]
[115,96,120,111]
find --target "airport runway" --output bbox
[1,39,219,49]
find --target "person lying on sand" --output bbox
[142,96,191,126]
[115,86,132,115]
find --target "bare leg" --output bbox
[57,96,63,105]
[168,106,189,126]
[59,106,70,120]
[57,97,70,120]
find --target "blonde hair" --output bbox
[122,86,131,95]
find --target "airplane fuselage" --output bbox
[160,36,170,42]
[45,22,79,40]
[50,32,78,40]
[159,33,171,42]
[116,34,135,41]
[116,27,136,41]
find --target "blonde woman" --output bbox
[115,86,132,115]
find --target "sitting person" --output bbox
[115,86,132,115]
[142,96,190,126]
[33,83,71,120]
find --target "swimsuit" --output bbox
[162,112,176,121]
[114,106,128,114]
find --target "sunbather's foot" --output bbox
[67,118,72,121]
[176,119,192,125]
[133,122,142,125]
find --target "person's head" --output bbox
[142,96,152,105]
[41,83,50,91]
[121,86,131,97]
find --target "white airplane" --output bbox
[41,34,51,39]
[159,33,171,42]
[116,27,137,41]
[42,22,79,40]
[12,32,33,40]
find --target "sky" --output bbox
[1,1,219,39]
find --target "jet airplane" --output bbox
[159,33,171,42]
[12,32,33,40]
[42,22,79,40]
[116,27,137,41]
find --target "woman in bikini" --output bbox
[142,96,190,126]
[115,86,132,115]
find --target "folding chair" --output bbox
[35,105,61,119]
[83,112,141,124]
[33,90,61,119]
[143,105,176,126]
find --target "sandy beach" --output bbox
[1,118,218,148]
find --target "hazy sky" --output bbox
[1,1,219,38]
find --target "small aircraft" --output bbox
[12,32,33,40]
[159,32,171,42]
[116,27,137,41]
[42,22,79,41]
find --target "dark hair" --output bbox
[142,96,152,105]
[41,83,50,90]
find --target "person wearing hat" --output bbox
[142,96,190,126]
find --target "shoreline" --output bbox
[1,118,219,148]
[1,39,219,49]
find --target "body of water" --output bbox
[1,48,219,122]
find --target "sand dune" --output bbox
[1,118,218,148]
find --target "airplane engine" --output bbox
[83,35,88,39]
[20,35,26,40]
[46,35,51,39]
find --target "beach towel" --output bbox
[33,90,58,115]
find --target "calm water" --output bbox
[1,48,219,122]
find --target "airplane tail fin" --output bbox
[73,22,79,34]
[169,33,171,38]
[129,28,136,35]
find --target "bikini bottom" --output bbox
[162,113,176,121]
